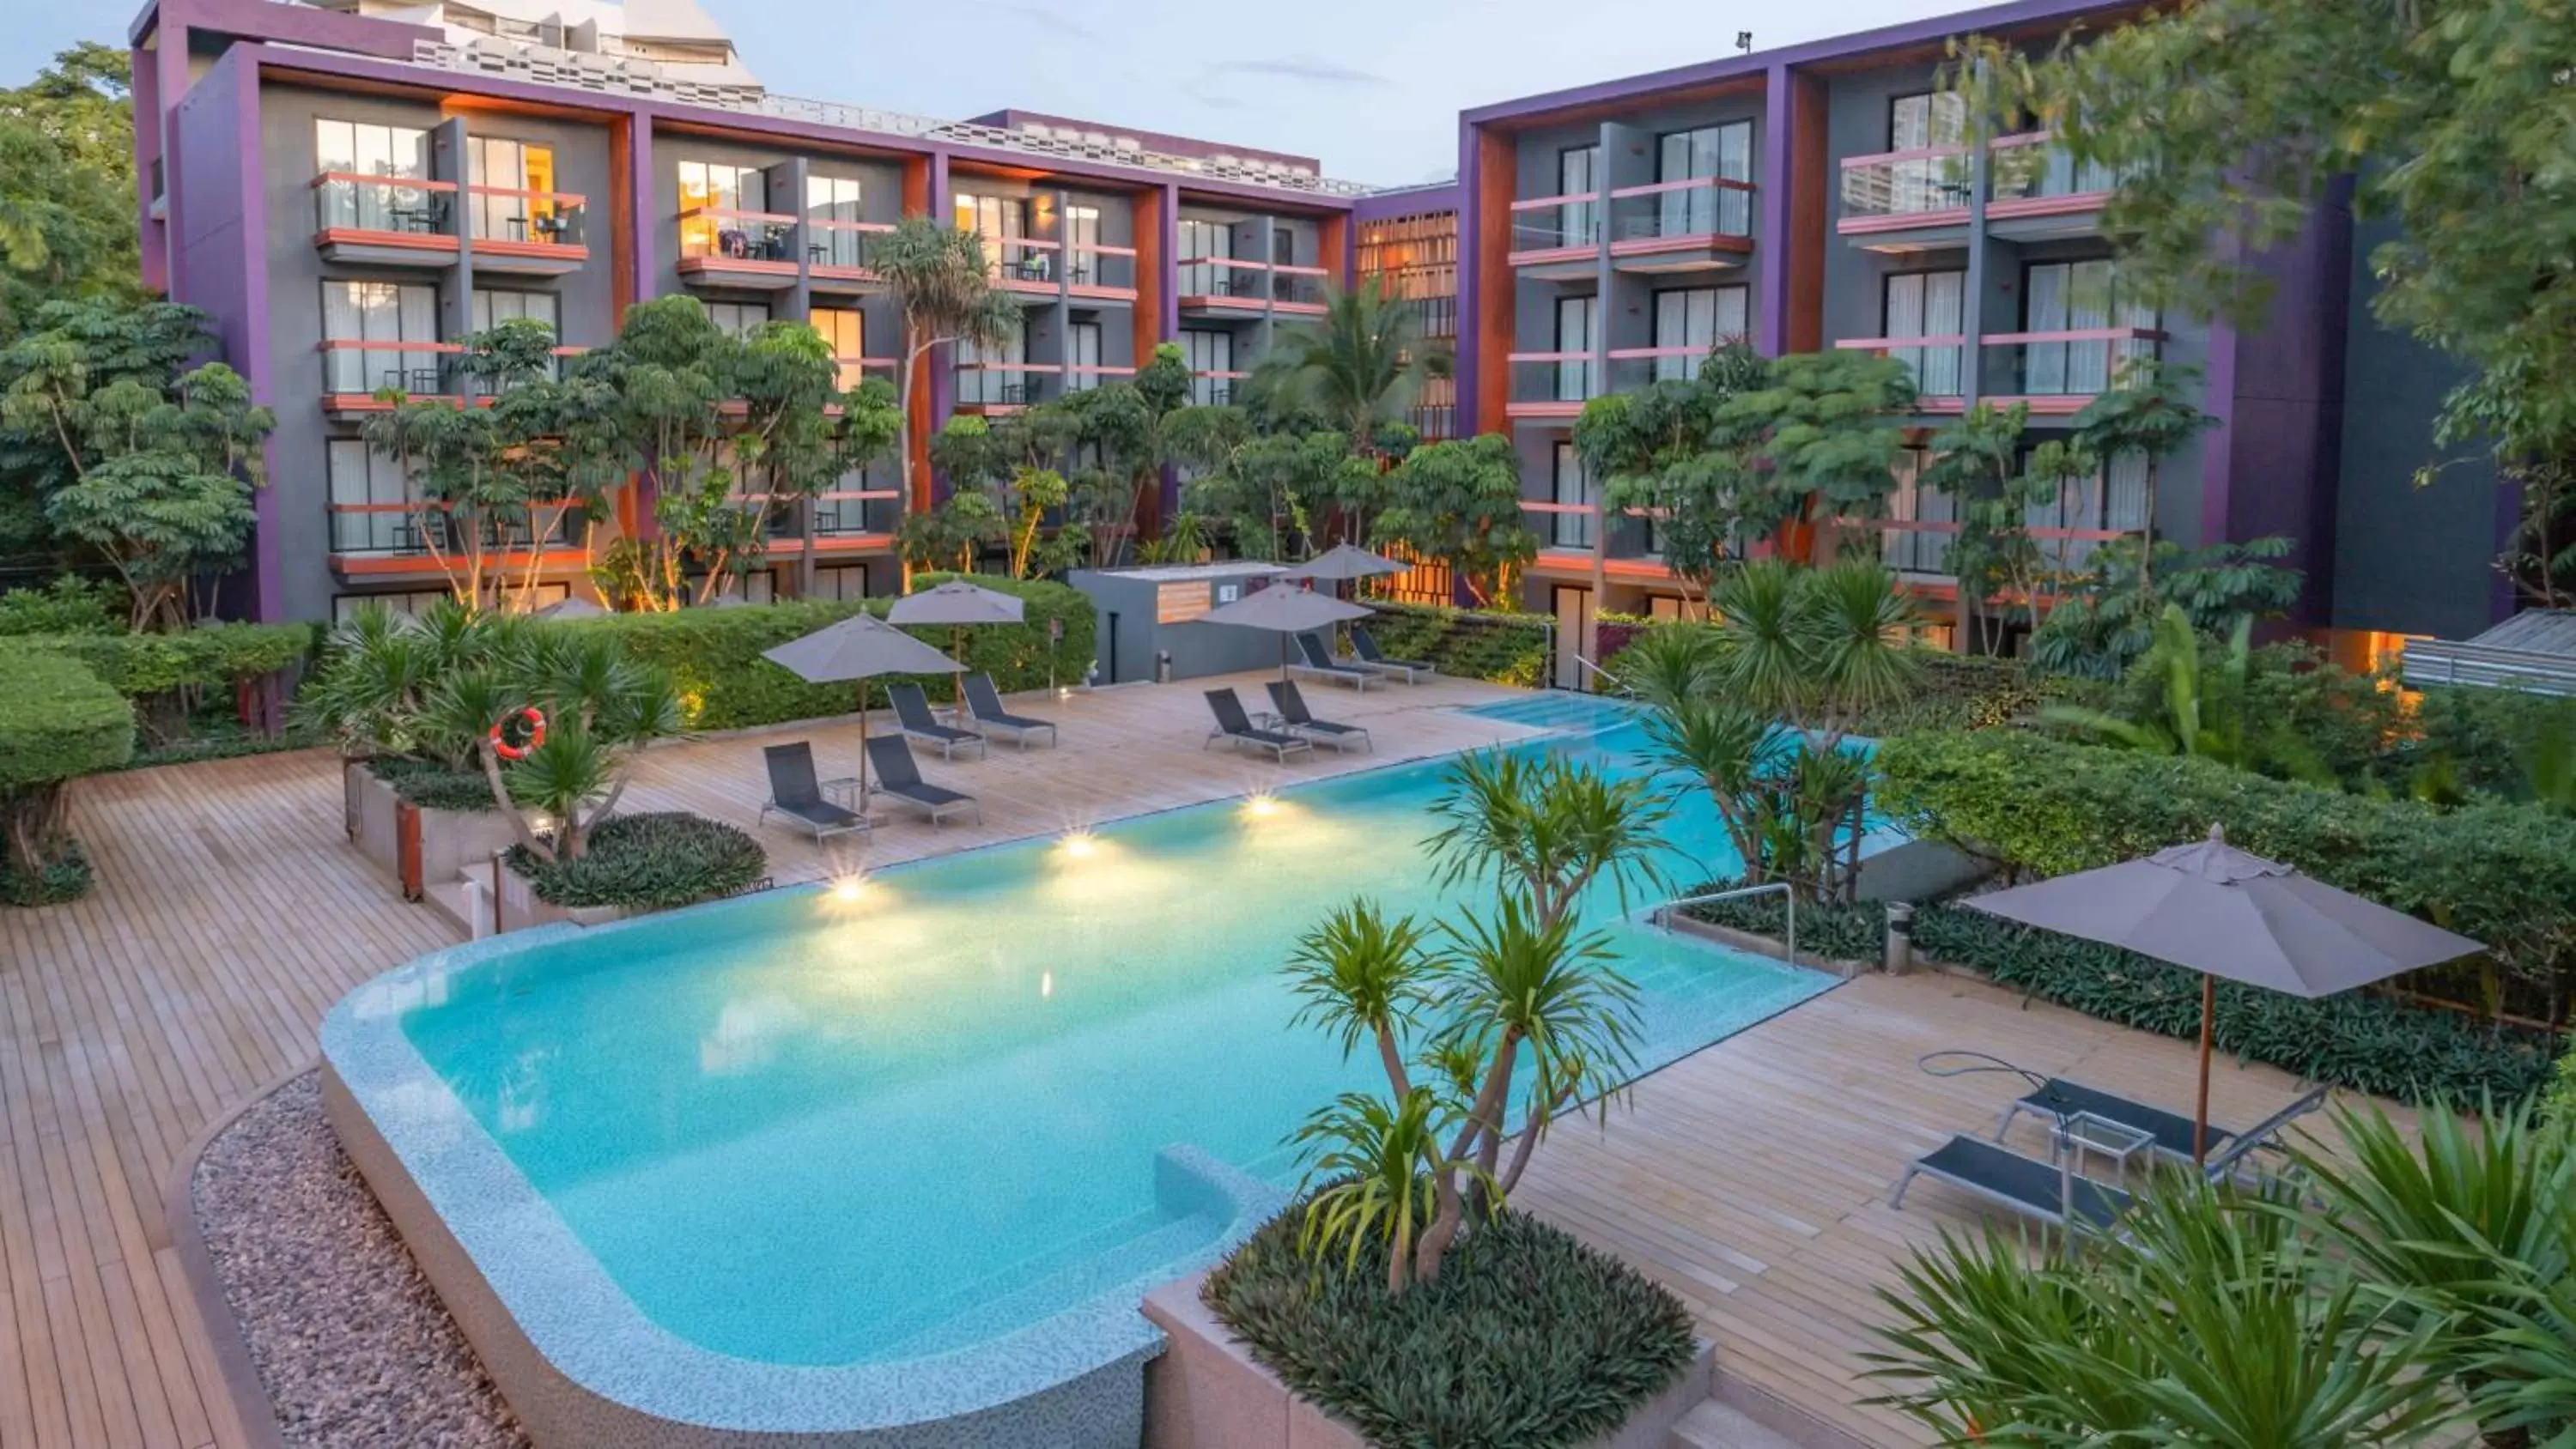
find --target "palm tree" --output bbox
[2070,356,2219,597]
[1294,1088,1474,1294]
[1261,276,1450,464]
[872,217,1023,554]
[1286,898,1433,1097]
[1422,748,1670,929]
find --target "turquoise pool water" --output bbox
[389,703,1846,1372]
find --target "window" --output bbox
[956,192,1034,278]
[322,281,439,393]
[705,301,769,338]
[811,565,871,602]
[1065,321,1104,392]
[1064,204,1104,284]
[678,160,769,258]
[1558,145,1600,249]
[696,570,777,604]
[1881,446,1954,575]
[1655,121,1754,237]
[313,118,430,231]
[1553,294,1595,402]
[2020,259,2156,396]
[2025,448,2148,571]
[1273,226,1297,268]
[807,175,867,269]
[1889,92,1966,151]
[1650,286,1749,380]
[1181,328,1235,404]
[1177,218,1234,296]
[811,308,866,387]
[1880,270,1966,397]
[1885,92,1971,215]
[465,136,559,243]
[1550,441,1595,550]
[805,174,862,223]
[326,440,424,555]
[471,288,560,335]
[957,324,1031,405]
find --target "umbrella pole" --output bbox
[857,686,872,800]
[2194,973,2215,1164]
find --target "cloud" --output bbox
[1201,55,1390,88]
[999,6,1100,41]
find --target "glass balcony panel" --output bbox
[316,176,452,235]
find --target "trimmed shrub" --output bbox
[559,575,1094,731]
[1680,880,1886,963]
[0,577,123,636]
[26,621,319,696]
[1205,1205,1696,1448]
[0,646,135,906]
[1363,599,1552,686]
[367,756,499,813]
[506,811,768,910]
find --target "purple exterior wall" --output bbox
[1350,184,1459,224]
[2213,189,2354,621]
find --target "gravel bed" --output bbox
[192,1071,530,1449]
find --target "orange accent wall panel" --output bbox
[903,156,931,215]
[609,115,635,318]
[1473,128,1514,435]
[1786,70,1829,355]
[1319,212,1350,288]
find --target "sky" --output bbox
[6,0,1969,183]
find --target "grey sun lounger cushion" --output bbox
[1892,1135,2133,1233]
[1204,688,1312,761]
[1266,680,1370,752]
[1999,1081,2329,1167]
[863,735,981,827]
[1350,627,1432,682]
[963,672,1057,749]
[888,681,987,761]
[757,742,867,841]
[1291,632,1376,690]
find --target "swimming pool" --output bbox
[321,700,1858,1446]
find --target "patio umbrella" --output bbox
[534,595,608,619]
[1964,825,2483,1160]
[1195,585,1372,682]
[1283,543,1403,585]
[762,613,961,795]
[887,579,1025,707]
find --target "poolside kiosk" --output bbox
[1068,563,1290,684]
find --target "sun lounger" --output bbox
[1996,1081,2330,1169]
[1892,1099,2301,1234]
[1204,688,1312,762]
[1349,627,1432,683]
[863,735,981,827]
[963,672,1057,749]
[756,742,867,842]
[1290,632,1376,692]
[889,681,987,761]
[1265,679,1371,753]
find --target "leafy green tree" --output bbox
[1051,345,1194,567]
[1259,276,1449,464]
[2031,536,2302,680]
[0,300,273,628]
[1924,403,2099,655]
[1168,412,1369,563]
[0,45,144,339]
[2043,604,2330,781]
[895,488,1005,575]
[2067,357,2219,597]
[1371,434,1536,606]
[1575,343,1770,608]
[872,216,1021,546]
[1714,349,1918,555]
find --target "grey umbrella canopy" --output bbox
[1283,543,1403,583]
[535,595,608,619]
[762,614,962,794]
[887,580,1026,706]
[1965,825,2483,1158]
[1196,585,1373,681]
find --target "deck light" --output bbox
[1242,793,1279,819]
[1060,830,1097,859]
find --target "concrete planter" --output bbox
[1141,1272,1715,1449]
[344,761,516,912]
[489,862,646,933]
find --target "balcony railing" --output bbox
[1066,244,1139,294]
[1980,327,2161,408]
[1062,363,1136,395]
[1505,351,1596,418]
[1272,265,1329,310]
[313,172,457,239]
[982,235,1060,288]
[812,487,902,539]
[832,355,898,391]
[953,361,1058,408]
[1177,256,1268,300]
[807,217,892,274]
[1832,334,1970,404]
[328,500,580,557]
[1526,500,1595,551]
[1985,133,2130,209]
[1190,369,1245,407]
[467,186,586,249]
[1604,343,1743,393]
[320,339,461,397]
[1506,191,1601,261]
[1607,176,1755,247]
[1838,145,1975,227]
[682,208,799,264]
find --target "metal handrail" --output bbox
[1572,653,1629,697]
[1645,882,1795,967]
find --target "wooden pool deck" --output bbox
[0,671,2357,1449]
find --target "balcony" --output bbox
[983,236,1063,300]
[1606,178,1755,274]
[1271,264,1329,315]
[1604,345,1729,394]
[328,500,582,567]
[1524,500,1595,552]
[1061,363,1137,395]
[832,355,898,391]
[311,173,459,264]
[1066,245,1140,304]
[1836,146,1973,250]
[678,209,801,289]
[807,218,893,294]
[1189,370,1246,407]
[1984,134,2127,240]
[1505,191,1601,280]
[1832,335,1970,413]
[467,187,588,276]
[809,486,902,548]
[953,361,1059,412]
[1177,258,1272,316]
[319,340,462,415]
[1504,351,1595,424]
[1978,327,2161,413]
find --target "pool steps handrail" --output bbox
[1644,881,1796,970]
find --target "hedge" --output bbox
[506,810,769,909]
[1363,599,1552,687]
[556,574,1095,731]
[1874,731,2576,1007]
[1684,885,2558,1104]
[0,647,135,906]
[368,756,500,813]
[22,622,319,696]
[1204,1205,1696,1448]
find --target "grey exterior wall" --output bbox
[2331,213,2506,639]
[258,82,617,621]
[1067,569,1291,684]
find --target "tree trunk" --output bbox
[1413,1168,1461,1283]
[2138,457,2159,598]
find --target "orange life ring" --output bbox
[489,706,547,761]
